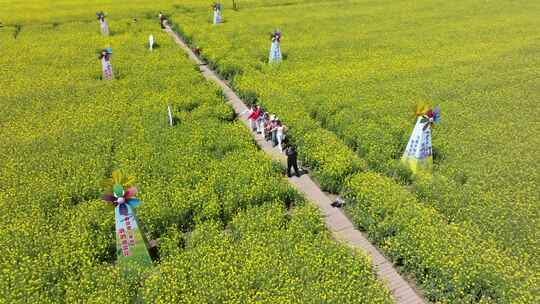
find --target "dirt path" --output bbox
[165,25,425,304]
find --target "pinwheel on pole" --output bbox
[269,29,282,63]
[423,107,441,128]
[212,3,222,25]
[101,171,152,272]
[96,11,109,36]
[401,104,441,174]
[98,48,114,80]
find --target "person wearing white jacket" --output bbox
[275,120,285,152]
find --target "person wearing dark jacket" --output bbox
[285,145,300,177]
[159,12,167,29]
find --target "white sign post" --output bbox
[149,35,155,51]
[167,105,173,127]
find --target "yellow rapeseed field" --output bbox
[164,0,539,302]
[0,2,392,303]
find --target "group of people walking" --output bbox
[96,10,298,177]
[247,105,287,152]
[246,105,301,178]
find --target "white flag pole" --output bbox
[149,35,154,51]
[167,105,173,127]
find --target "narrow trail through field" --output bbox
[165,25,425,304]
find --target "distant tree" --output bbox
[232,0,238,11]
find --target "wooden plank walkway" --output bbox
[165,25,426,304]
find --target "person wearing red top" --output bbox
[248,105,261,132]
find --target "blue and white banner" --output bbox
[401,117,433,174]
[269,41,282,63]
[101,57,113,80]
[213,9,221,24]
[100,20,109,36]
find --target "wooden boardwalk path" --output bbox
[165,25,426,304]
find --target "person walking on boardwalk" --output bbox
[275,120,285,152]
[263,113,272,140]
[269,115,278,145]
[159,12,167,29]
[286,145,300,177]
[244,105,254,130]
[248,105,261,132]
[257,111,267,135]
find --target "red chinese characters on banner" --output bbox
[118,228,131,257]
[125,216,136,245]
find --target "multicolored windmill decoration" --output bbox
[401,104,441,174]
[269,29,282,63]
[270,29,282,43]
[96,11,109,36]
[212,3,222,24]
[419,105,441,130]
[102,171,152,272]
[99,48,114,80]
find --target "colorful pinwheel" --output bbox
[98,48,112,60]
[102,171,141,211]
[96,11,106,21]
[415,104,441,130]
[414,103,429,118]
[270,30,282,42]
